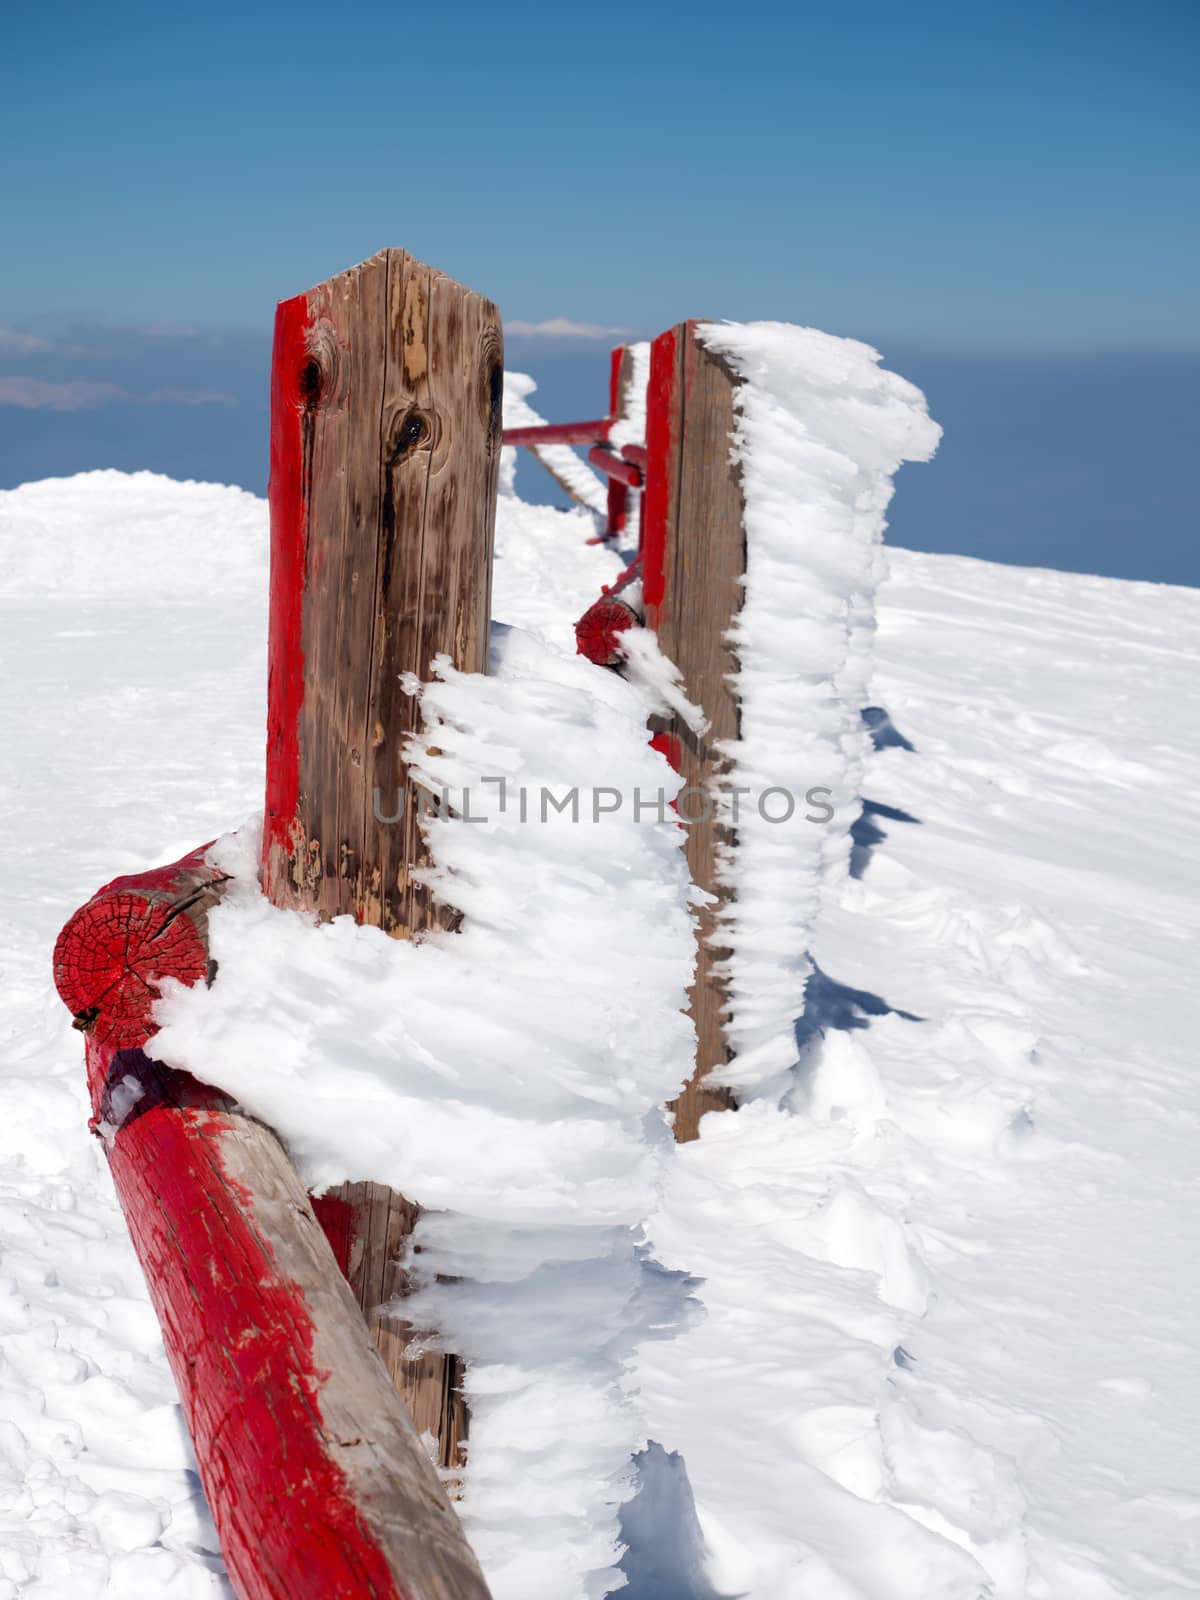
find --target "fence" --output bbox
[53,252,753,1598]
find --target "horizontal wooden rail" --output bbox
[587,444,643,488]
[504,345,647,544]
[53,849,492,1600]
[501,418,611,447]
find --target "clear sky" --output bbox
[2,0,1197,585]
[3,0,1196,343]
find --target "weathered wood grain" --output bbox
[643,322,745,1142]
[326,1180,468,1472]
[263,247,502,932]
[262,250,503,1471]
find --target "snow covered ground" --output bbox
[1,457,1198,1598]
[632,549,1200,1600]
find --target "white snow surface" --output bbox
[150,400,695,1595]
[1,387,1199,1597]
[150,639,701,1596]
[0,470,265,599]
[152,332,939,1594]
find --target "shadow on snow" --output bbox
[618,1442,728,1600]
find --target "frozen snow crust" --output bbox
[152,633,700,1594]
[2,351,1199,1599]
[0,470,266,599]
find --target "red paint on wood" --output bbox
[311,1192,357,1277]
[606,478,628,540]
[649,730,682,772]
[620,444,648,472]
[500,419,611,447]
[57,852,493,1598]
[642,327,679,616]
[575,597,638,666]
[92,845,215,900]
[605,554,643,598]
[605,345,631,542]
[54,894,208,1048]
[86,1036,409,1600]
[264,292,313,860]
[52,846,223,1049]
[608,346,624,415]
[587,445,642,488]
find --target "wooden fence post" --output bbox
[605,344,635,537]
[261,249,504,1469]
[643,322,744,1142]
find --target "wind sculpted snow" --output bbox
[630,547,1200,1600]
[1,358,1198,1600]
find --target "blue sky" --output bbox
[2,0,1197,581]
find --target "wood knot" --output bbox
[387,407,434,463]
[486,358,503,439]
[478,320,504,444]
[297,319,346,413]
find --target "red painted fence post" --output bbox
[260,249,503,1475]
[642,321,747,1141]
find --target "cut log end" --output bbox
[53,848,227,1049]
[54,837,495,1599]
[53,891,210,1047]
[575,597,638,666]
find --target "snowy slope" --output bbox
[0,474,265,1599]
[631,551,1200,1600]
[1,467,1198,1599]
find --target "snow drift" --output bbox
[148,327,943,1597]
[1,352,1197,1600]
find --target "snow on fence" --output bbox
[262,248,503,1473]
[503,342,646,539]
[50,245,937,1598]
[52,247,503,1600]
[52,849,492,1600]
[508,323,760,1138]
[510,320,939,1135]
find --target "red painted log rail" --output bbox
[53,850,492,1600]
[501,341,646,544]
